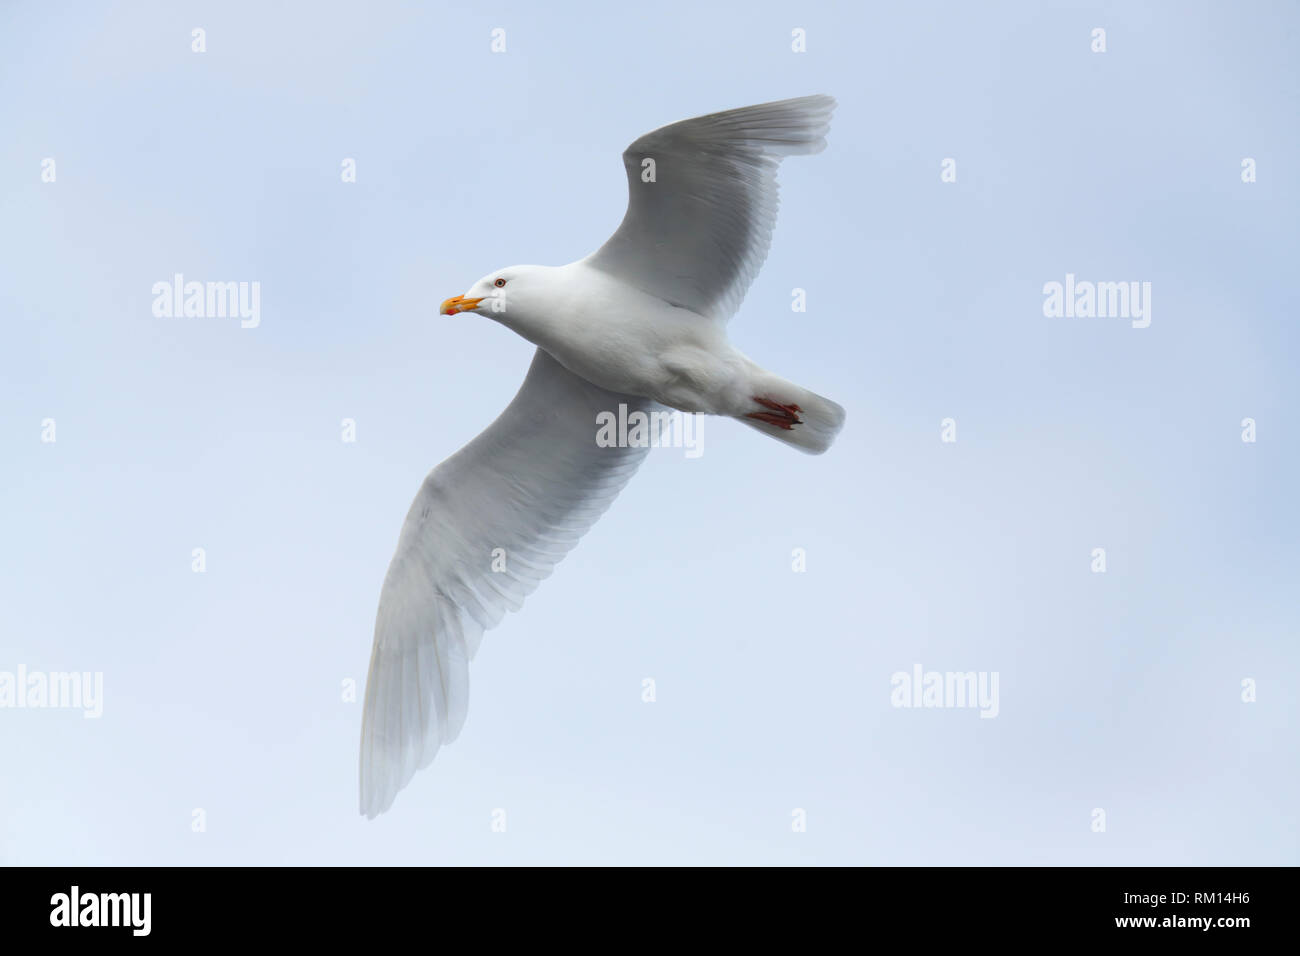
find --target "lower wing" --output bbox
[361,348,661,817]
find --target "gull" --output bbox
[361,95,845,817]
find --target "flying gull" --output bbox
[361,95,845,816]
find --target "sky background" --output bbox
[1,0,1297,865]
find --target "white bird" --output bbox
[361,95,845,816]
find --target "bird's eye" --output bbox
[494,277,506,288]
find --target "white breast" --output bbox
[528,261,732,405]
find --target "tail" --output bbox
[734,367,846,454]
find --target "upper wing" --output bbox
[583,95,835,322]
[360,348,660,817]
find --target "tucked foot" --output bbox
[745,396,803,430]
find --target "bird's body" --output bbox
[482,260,742,416]
[361,95,845,816]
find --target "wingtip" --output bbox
[359,784,394,820]
[787,93,837,116]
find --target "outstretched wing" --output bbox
[584,94,835,322]
[361,349,660,817]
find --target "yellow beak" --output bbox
[440,294,484,316]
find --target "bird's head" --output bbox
[439,265,551,328]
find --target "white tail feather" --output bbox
[734,367,845,454]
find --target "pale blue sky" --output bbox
[1,0,1296,864]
